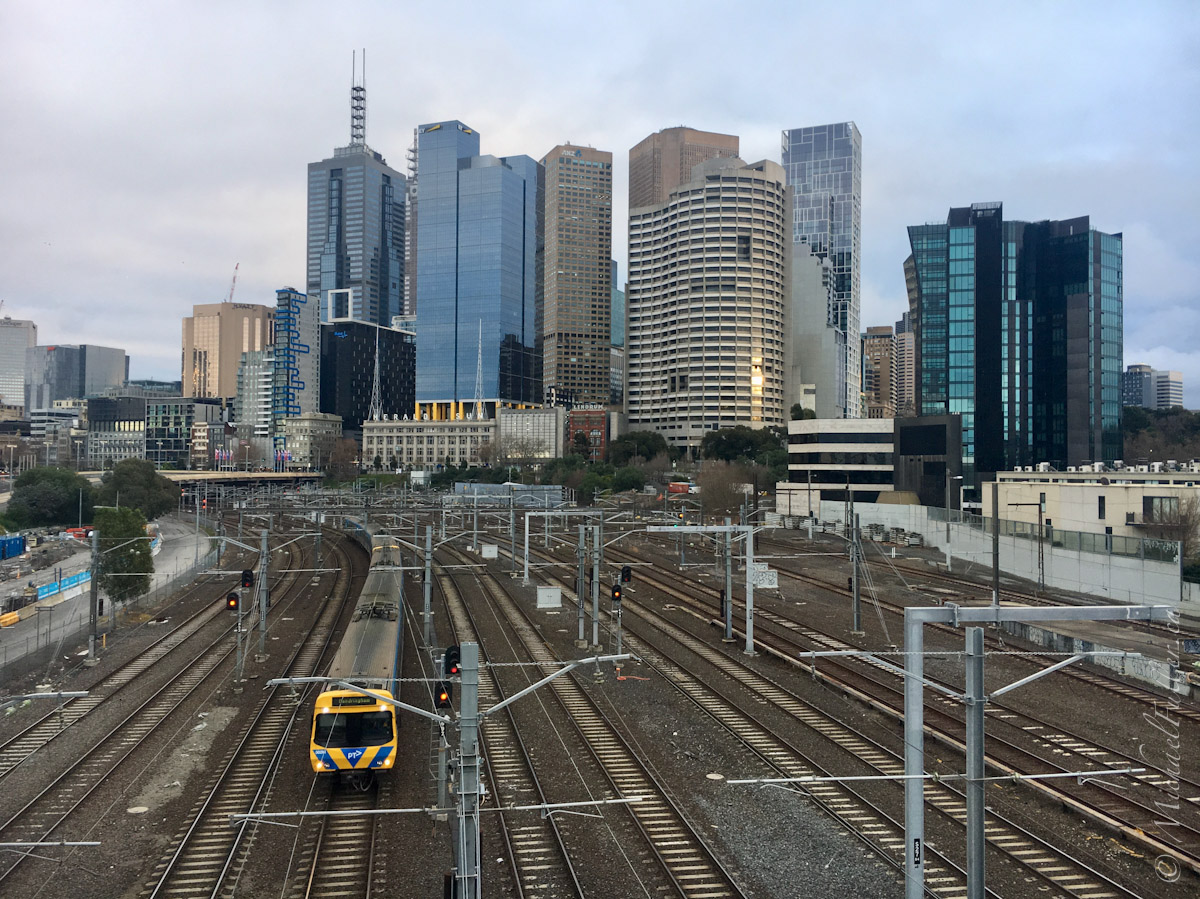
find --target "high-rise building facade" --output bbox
[627,156,789,453]
[320,320,416,433]
[273,287,319,449]
[306,81,405,326]
[415,121,542,404]
[1123,364,1183,411]
[628,127,739,209]
[181,302,274,400]
[908,203,1122,492]
[894,312,915,417]
[0,318,36,410]
[782,123,862,418]
[610,259,625,348]
[862,326,897,418]
[26,344,128,410]
[236,348,275,463]
[541,144,613,406]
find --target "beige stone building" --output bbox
[182,302,275,400]
[362,416,495,470]
[283,412,342,471]
[862,326,897,418]
[628,127,739,209]
[541,144,613,406]
[627,156,789,453]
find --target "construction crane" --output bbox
[225,263,240,303]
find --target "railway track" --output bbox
[141,536,360,899]
[443,546,752,899]
[525,541,1165,899]
[0,536,320,890]
[436,557,586,899]
[287,779,386,899]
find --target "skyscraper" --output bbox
[306,71,405,326]
[273,287,319,450]
[26,344,128,410]
[181,301,275,400]
[894,311,915,417]
[628,127,739,209]
[1123,364,1183,411]
[320,320,415,434]
[627,156,789,453]
[862,326,897,418]
[0,317,36,410]
[541,144,612,406]
[908,203,1122,491]
[782,122,862,418]
[415,121,542,405]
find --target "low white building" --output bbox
[990,465,1200,542]
[283,412,342,471]
[496,406,565,460]
[362,415,495,470]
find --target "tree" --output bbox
[6,467,94,528]
[790,403,816,421]
[700,426,784,466]
[696,462,753,516]
[93,458,179,521]
[611,466,646,493]
[94,506,154,604]
[607,431,669,466]
[572,429,592,455]
[326,438,360,482]
[373,455,383,472]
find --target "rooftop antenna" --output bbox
[350,49,366,145]
[473,320,486,421]
[368,324,383,422]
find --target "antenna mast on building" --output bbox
[368,325,383,422]
[473,320,486,421]
[350,49,366,146]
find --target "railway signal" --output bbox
[434,681,453,709]
[240,569,255,589]
[620,564,632,583]
[226,592,239,611]
[444,645,461,677]
[611,583,622,604]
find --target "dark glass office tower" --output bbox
[782,123,862,418]
[306,82,405,327]
[319,321,415,434]
[908,203,1122,493]
[415,121,543,404]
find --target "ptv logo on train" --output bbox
[344,748,365,763]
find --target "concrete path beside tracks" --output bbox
[0,517,212,675]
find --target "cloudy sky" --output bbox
[2,2,1198,402]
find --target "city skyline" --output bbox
[2,3,1196,401]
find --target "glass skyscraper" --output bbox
[415,121,542,405]
[306,84,405,327]
[782,123,862,418]
[909,203,1122,493]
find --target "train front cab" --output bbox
[310,688,397,774]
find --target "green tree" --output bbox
[94,506,154,604]
[578,470,610,505]
[607,431,669,466]
[7,467,94,528]
[94,459,179,520]
[326,439,360,483]
[611,466,646,493]
[700,426,783,465]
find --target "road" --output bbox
[0,517,212,674]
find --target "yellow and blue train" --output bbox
[310,529,404,777]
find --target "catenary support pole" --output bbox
[457,642,481,899]
[576,524,587,647]
[965,626,986,899]
[87,529,99,662]
[257,529,269,659]
[744,526,755,655]
[904,611,925,899]
[424,526,433,645]
[591,526,601,649]
[851,513,863,634]
[724,518,734,642]
[991,480,1000,608]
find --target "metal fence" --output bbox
[928,507,1180,564]
[0,540,219,682]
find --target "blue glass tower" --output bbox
[415,121,542,404]
[909,203,1122,494]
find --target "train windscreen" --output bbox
[314,711,394,748]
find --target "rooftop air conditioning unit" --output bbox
[1151,462,1164,473]
[1036,462,1052,472]
[1092,462,1106,472]
[1066,466,1077,472]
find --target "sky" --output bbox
[2,1,1198,402]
